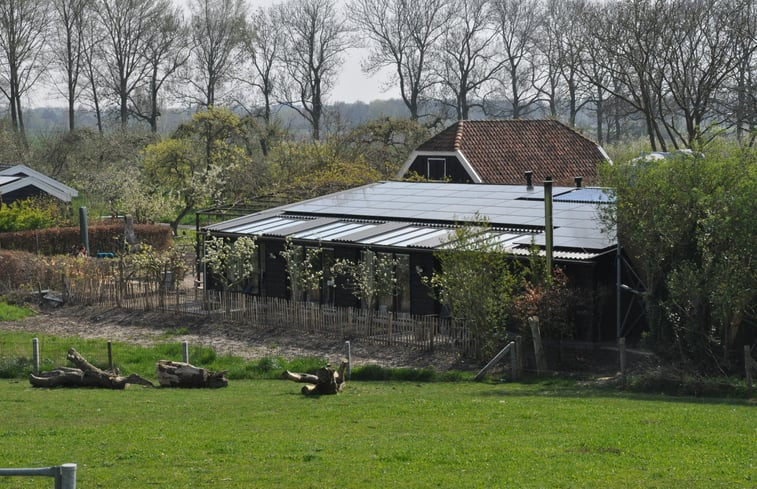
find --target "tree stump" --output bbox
[29,348,154,389]
[283,361,347,395]
[156,360,228,388]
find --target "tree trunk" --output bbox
[29,348,154,389]
[283,361,347,395]
[156,360,228,388]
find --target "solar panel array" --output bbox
[204,181,616,259]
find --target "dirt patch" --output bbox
[0,305,473,371]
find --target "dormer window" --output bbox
[427,158,446,180]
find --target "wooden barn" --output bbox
[202,181,619,342]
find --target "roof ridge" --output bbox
[453,120,464,150]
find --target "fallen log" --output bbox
[29,348,154,389]
[283,361,347,395]
[156,360,228,388]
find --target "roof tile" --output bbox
[416,120,607,186]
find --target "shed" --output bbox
[203,181,619,341]
[0,164,78,204]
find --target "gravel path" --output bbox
[0,305,471,371]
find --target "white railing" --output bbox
[0,464,76,489]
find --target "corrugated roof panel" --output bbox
[377,227,446,247]
[359,225,417,245]
[294,222,367,240]
[224,216,301,235]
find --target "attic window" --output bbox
[427,158,446,180]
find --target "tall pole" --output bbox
[78,207,89,255]
[543,177,553,275]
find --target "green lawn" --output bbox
[0,380,753,488]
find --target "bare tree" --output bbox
[579,0,669,150]
[656,0,747,148]
[347,0,451,121]
[130,1,190,132]
[233,6,284,155]
[51,0,90,131]
[186,0,248,109]
[80,8,105,133]
[0,0,50,142]
[434,0,504,120]
[537,0,592,126]
[488,0,544,119]
[97,0,160,129]
[717,0,757,146]
[276,0,349,140]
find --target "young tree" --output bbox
[333,250,400,312]
[425,218,521,358]
[186,0,248,109]
[0,0,51,143]
[601,143,756,371]
[279,237,324,302]
[202,235,258,292]
[143,107,252,234]
[347,0,451,121]
[276,0,350,140]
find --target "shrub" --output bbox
[0,198,67,232]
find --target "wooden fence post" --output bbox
[345,341,351,380]
[107,341,113,371]
[528,317,547,373]
[182,341,189,363]
[32,338,39,376]
[387,312,393,346]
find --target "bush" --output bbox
[0,198,67,232]
[0,250,50,294]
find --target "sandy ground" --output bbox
[0,304,472,371]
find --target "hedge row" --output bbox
[0,223,173,256]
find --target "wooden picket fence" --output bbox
[64,280,479,357]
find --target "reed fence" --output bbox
[64,280,479,357]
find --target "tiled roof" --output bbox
[415,120,607,185]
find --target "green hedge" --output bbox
[0,223,173,255]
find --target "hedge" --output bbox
[0,223,173,256]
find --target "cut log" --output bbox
[156,360,228,388]
[29,348,154,389]
[284,361,347,395]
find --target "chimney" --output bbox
[525,171,533,191]
[575,176,583,188]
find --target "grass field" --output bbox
[0,379,754,488]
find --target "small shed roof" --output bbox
[204,181,616,262]
[0,164,78,203]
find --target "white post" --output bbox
[59,463,77,489]
[32,338,39,375]
[344,341,351,380]
[182,341,189,363]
